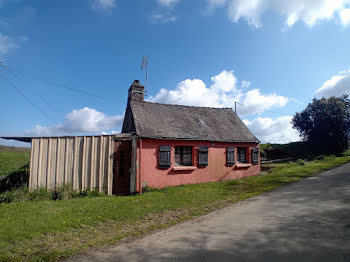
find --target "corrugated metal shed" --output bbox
[29,134,135,195]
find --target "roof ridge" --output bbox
[138,101,233,110]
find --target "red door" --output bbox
[113,141,131,195]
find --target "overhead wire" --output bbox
[1,62,105,99]
[0,72,50,119]
[46,81,104,99]
[0,62,106,135]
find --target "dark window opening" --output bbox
[198,146,208,167]
[226,147,235,166]
[252,148,259,165]
[237,147,247,163]
[175,146,192,166]
[159,145,171,169]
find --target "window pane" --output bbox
[238,148,247,163]
[174,146,192,166]
[183,153,192,165]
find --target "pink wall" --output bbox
[136,138,260,191]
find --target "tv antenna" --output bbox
[141,56,148,96]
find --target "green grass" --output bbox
[0,151,349,262]
[0,151,30,177]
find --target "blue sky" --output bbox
[1,0,350,147]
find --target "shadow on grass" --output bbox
[0,163,29,193]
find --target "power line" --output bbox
[0,62,17,78]
[1,62,104,99]
[0,72,49,119]
[47,82,104,99]
[235,102,294,115]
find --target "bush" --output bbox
[0,185,105,203]
[315,155,326,161]
[296,159,306,166]
[142,186,169,193]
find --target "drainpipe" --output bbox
[139,138,143,194]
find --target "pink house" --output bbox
[1,80,261,195]
[120,80,261,194]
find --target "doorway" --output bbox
[113,140,132,195]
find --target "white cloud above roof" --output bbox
[148,70,288,116]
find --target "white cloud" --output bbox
[241,80,251,89]
[315,69,350,98]
[153,0,179,23]
[26,107,124,136]
[157,0,179,7]
[340,8,350,25]
[91,0,116,12]
[148,70,288,116]
[152,13,177,23]
[0,33,18,56]
[243,116,300,144]
[207,0,350,28]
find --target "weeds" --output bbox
[0,185,104,203]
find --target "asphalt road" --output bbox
[69,162,350,262]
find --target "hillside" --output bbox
[0,146,30,177]
[0,145,31,153]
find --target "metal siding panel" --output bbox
[40,138,48,188]
[98,136,103,193]
[30,139,39,190]
[46,138,52,189]
[57,138,66,186]
[103,136,109,193]
[67,138,74,185]
[90,136,95,190]
[86,137,92,190]
[78,137,83,191]
[37,138,43,188]
[73,137,78,191]
[47,138,57,189]
[107,136,113,195]
[64,138,69,184]
[55,138,61,188]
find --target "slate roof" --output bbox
[127,101,259,143]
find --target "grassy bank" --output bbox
[0,151,30,177]
[0,152,350,261]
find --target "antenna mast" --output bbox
[141,56,148,96]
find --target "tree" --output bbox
[292,95,350,154]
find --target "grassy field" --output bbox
[0,145,30,177]
[0,151,349,262]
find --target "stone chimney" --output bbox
[128,80,144,103]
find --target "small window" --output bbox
[175,146,192,166]
[252,148,259,165]
[198,146,208,167]
[237,147,247,163]
[159,146,171,169]
[226,147,235,166]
